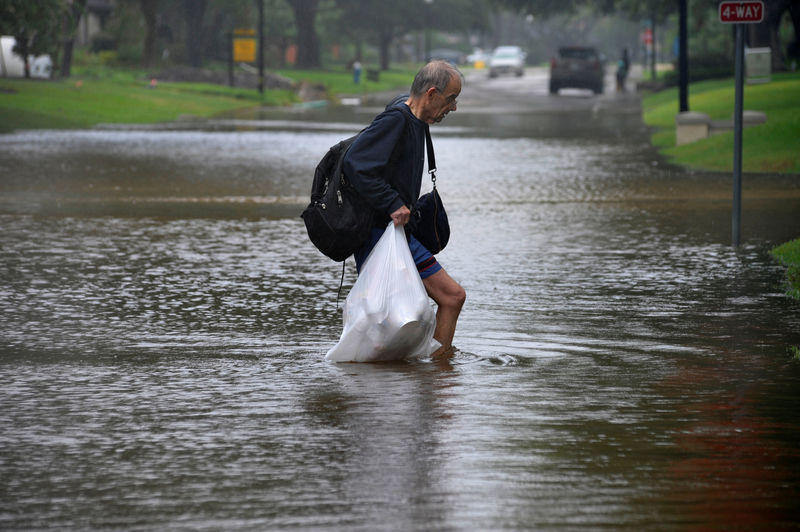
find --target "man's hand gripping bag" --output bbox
[326,223,440,362]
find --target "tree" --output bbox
[285,0,320,67]
[262,0,294,67]
[334,0,490,70]
[140,0,158,67]
[748,0,797,71]
[334,0,415,70]
[0,0,62,77]
[60,0,88,78]
[491,0,584,17]
[183,0,207,67]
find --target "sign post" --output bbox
[719,0,764,247]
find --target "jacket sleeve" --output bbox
[343,110,407,215]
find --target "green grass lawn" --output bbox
[0,64,419,133]
[0,74,296,133]
[642,71,800,174]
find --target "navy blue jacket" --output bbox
[343,96,426,228]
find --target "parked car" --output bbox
[549,46,605,94]
[488,46,525,78]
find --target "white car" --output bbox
[488,46,525,78]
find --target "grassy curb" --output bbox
[641,71,800,174]
[770,239,800,361]
[771,238,800,300]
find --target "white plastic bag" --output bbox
[326,222,440,362]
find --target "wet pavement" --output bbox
[1,66,799,530]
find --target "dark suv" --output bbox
[549,46,605,94]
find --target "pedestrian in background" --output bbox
[616,48,630,92]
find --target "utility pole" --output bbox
[650,16,657,82]
[679,0,689,112]
[258,0,264,94]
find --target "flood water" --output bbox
[2,71,800,530]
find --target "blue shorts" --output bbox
[354,226,442,280]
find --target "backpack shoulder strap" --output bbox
[390,104,437,181]
[424,125,436,182]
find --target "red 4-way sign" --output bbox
[719,1,765,23]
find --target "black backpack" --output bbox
[300,133,373,262]
[301,102,443,262]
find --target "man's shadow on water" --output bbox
[299,354,460,516]
[303,351,460,430]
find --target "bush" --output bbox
[662,53,734,87]
[115,45,143,66]
[772,238,800,300]
[97,50,118,65]
[91,32,116,53]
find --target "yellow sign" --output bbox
[233,28,256,63]
[234,37,256,62]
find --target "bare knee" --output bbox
[423,269,465,311]
[451,284,466,310]
[441,281,465,312]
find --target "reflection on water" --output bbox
[1,112,800,529]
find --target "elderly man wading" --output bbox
[343,60,466,358]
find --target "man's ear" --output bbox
[425,86,437,98]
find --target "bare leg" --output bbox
[422,268,465,357]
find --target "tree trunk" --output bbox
[184,0,207,68]
[748,0,789,71]
[789,1,800,66]
[287,0,320,68]
[15,34,32,78]
[140,0,158,68]
[378,29,392,71]
[61,40,74,78]
[60,0,87,78]
[768,0,791,71]
[790,0,800,36]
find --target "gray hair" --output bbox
[410,60,463,97]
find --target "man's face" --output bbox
[427,75,461,124]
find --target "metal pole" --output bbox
[732,23,744,247]
[257,0,264,94]
[228,32,234,87]
[679,0,689,112]
[650,17,657,82]
[424,0,433,61]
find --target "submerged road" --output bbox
[1,63,799,530]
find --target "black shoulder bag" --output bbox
[410,124,450,254]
